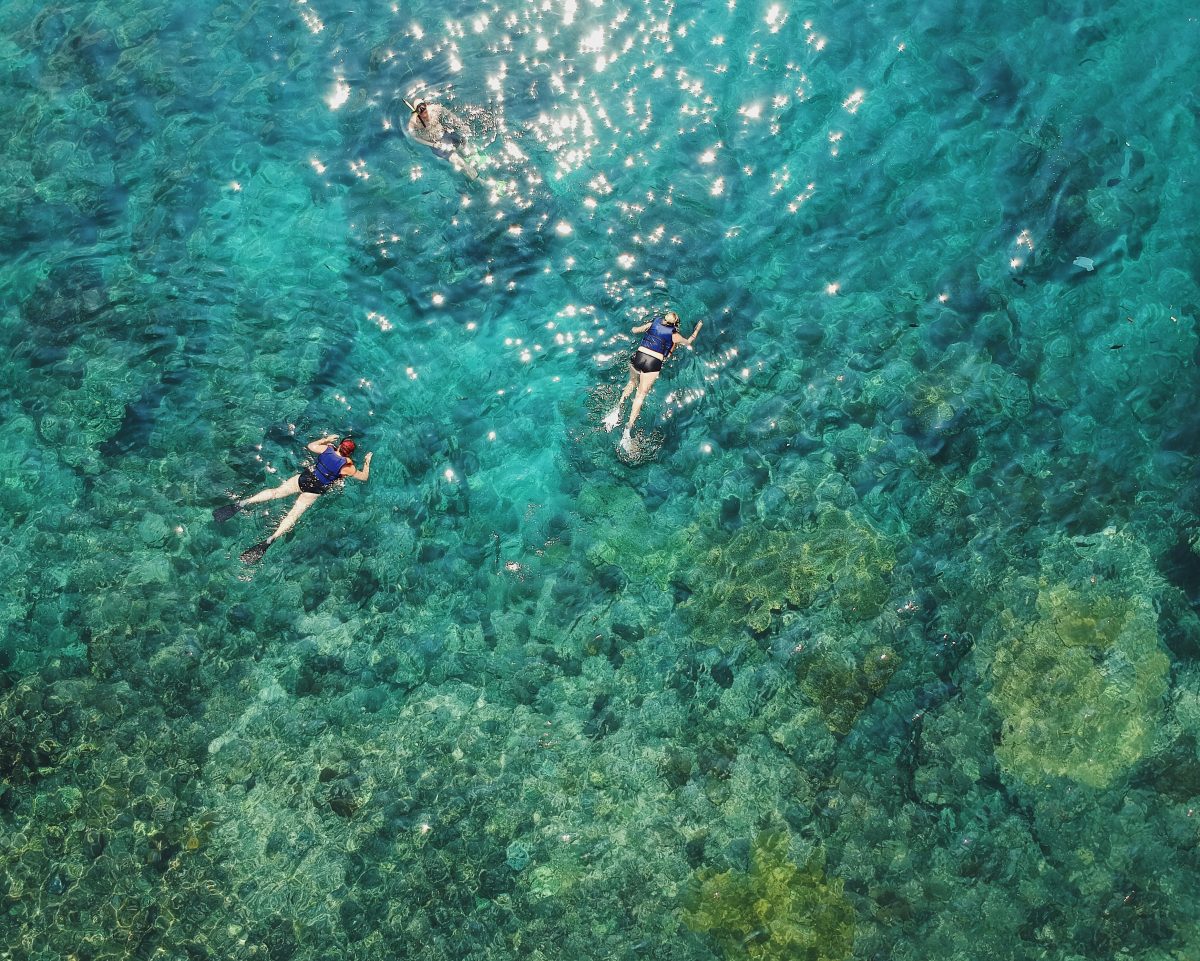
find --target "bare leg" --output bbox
[239,475,301,507]
[625,371,659,433]
[622,370,659,451]
[449,150,479,181]
[268,492,320,543]
[604,364,639,432]
[619,365,639,404]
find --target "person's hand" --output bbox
[364,452,373,464]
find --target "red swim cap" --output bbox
[339,438,356,455]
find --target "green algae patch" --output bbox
[687,508,895,638]
[796,645,902,735]
[906,343,1033,436]
[987,582,1169,789]
[684,831,854,961]
[576,481,689,583]
[694,526,814,634]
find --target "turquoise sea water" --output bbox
[3,0,1200,957]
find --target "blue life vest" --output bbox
[312,447,348,487]
[639,315,676,357]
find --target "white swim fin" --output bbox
[450,151,479,181]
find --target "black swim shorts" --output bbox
[631,350,663,374]
[298,469,327,495]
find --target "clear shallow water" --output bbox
[2,0,1200,958]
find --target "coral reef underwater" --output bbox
[3,0,1200,959]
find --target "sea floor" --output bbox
[2,0,1200,958]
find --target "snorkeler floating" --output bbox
[405,97,479,181]
[604,310,703,453]
[212,435,373,564]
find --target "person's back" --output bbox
[311,446,348,487]
[639,315,677,359]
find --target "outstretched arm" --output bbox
[674,321,703,347]
[307,435,338,453]
[349,451,373,482]
[631,322,652,334]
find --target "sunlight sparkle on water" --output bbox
[296,0,324,34]
[581,27,605,54]
[804,20,828,51]
[326,79,350,110]
[367,311,393,333]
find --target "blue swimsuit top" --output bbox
[311,448,348,487]
[639,315,676,357]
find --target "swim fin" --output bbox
[240,540,272,565]
[212,503,242,523]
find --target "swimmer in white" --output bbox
[407,99,478,181]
